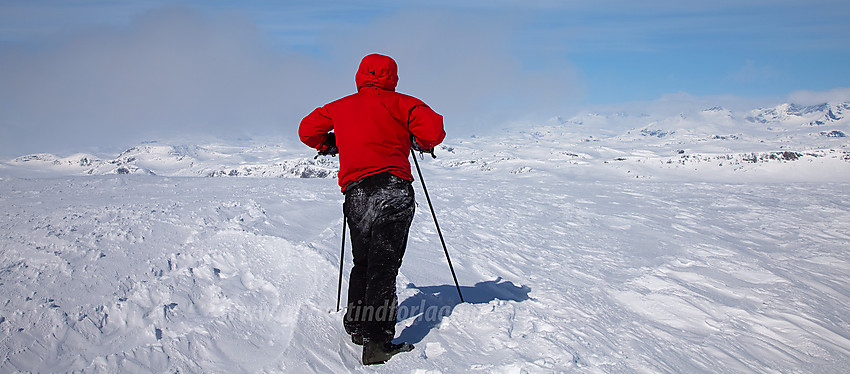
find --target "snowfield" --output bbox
[1,101,849,372]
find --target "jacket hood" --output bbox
[355,54,399,91]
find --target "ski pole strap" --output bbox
[411,135,437,159]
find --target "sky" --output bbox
[1,0,849,157]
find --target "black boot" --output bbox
[361,341,415,365]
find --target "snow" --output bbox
[1,101,850,372]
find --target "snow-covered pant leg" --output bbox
[343,173,415,343]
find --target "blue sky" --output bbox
[1,0,849,156]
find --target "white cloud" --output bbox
[3,2,848,157]
[787,87,850,105]
[0,6,344,156]
[0,6,585,156]
[321,9,584,135]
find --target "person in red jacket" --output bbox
[299,53,445,365]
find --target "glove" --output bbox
[315,133,338,159]
[411,136,436,158]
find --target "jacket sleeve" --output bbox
[299,106,334,151]
[408,104,446,149]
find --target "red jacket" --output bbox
[299,54,446,192]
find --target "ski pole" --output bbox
[336,216,347,312]
[411,151,464,303]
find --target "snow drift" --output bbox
[1,100,849,372]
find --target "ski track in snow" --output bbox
[1,172,849,373]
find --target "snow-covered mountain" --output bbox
[3,101,849,182]
[3,143,339,178]
[433,101,850,183]
[746,102,849,127]
[1,100,849,373]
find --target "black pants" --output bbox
[343,172,415,343]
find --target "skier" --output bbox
[298,53,446,365]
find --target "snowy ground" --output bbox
[2,101,850,372]
[2,173,849,372]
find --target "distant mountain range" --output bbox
[2,101,848,182]
[746,102,848,126]
[3,143,339,178]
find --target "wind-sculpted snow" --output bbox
[1,174,849,372]
[0,100,849,372]
[0,178,343,372]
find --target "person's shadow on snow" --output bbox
[394,277,531,345]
